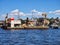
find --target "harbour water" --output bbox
[0,28,60,45]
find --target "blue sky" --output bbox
[0,0,60,20]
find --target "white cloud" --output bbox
[31,9,42,16]
[31,9,38,13]
[11,9,19,13]
[0,14,7,20]
[8,9,43,17]
[49,11,53,14]
[54,10,60,15]
[37,12,42,16]
[1,14,6,18]
[19,12,25,16]
[10,9,25,16]
[49,10,60,15]
[0,9,44,20]
[26,13,32,16]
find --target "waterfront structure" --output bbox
[5,17,21,28]
[10,18,21,27]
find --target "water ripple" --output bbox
[0,28,60,45]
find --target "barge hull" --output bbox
[3,26,49,30]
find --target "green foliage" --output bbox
[21,19,25,24]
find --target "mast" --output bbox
[5,13,8,26]
[18,10,20,19]
[32,12,34,20]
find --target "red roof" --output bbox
[10,18,14,20]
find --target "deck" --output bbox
[6,26,49,30]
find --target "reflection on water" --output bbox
[0,28,60,45]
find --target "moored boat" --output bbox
[50,23,59,29]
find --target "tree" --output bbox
[55,17,59,21]
[42,13,47,18]
[26,17,29,25]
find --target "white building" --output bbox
[11,20,21,27]
[6,17,21,28]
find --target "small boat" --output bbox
[50,23,59,29]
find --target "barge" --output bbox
[1,26,49,30]
[1,16,49,30]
